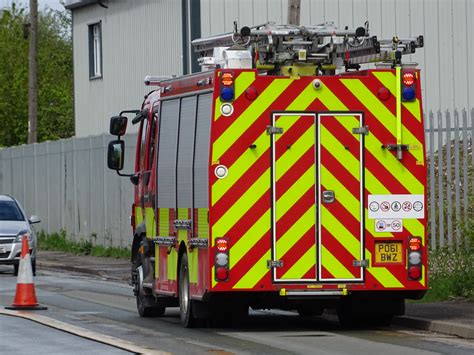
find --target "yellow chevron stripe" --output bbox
[321,205,359,259]
[213,117,316,238]
[197,208,209,238]
[231,210,270,268]
[213,78,293,159]
[340,79,424,163]
[281,246,316,279]
[317,81,424,194]
[213,170,270,239]
[321,245,355,279]
[214,71,256,121]
[276,205,315,260]
[365,249,404,288]
[234,249,271,289]
[135,206,143,226]
[145,207,156,239]
[158,208,169,236]
[276,169,315,220]
[372,71,422,122]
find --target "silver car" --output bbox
[0,195,40,275]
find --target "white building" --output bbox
[66,0,474,137]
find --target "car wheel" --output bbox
[32,258,36,276]
[13,263,19,276]
[179,253,197,327]
[133,252,165,318]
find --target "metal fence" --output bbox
[425,108,473,250]
[0,133,137,248]
[0,110,473,250]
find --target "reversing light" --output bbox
[215,252,229,267]
[407,236,422,280]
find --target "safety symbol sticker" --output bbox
[368,194,425,219]
[380,201,390,212]
[391,201,401,212]
[413,201,423,212]
[369,201,379,212]
[402,201,412,212]
[374,219,403,233]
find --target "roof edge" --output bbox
[64,0,99,10]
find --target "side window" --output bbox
[157,99,180,208]
[139,118,148,171]
[177,96,197,208]
[88,22,102,79]
[193,93,212,208]
[148,104,159,170]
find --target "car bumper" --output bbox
[0,242,36,265]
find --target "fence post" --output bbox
[437,110,445,248]
[453,109,461,249]
[445,110,453,249]
[462,109,469,230]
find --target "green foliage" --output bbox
[0,4,73,147]
[424,220,474,302]
[37,230,130,260]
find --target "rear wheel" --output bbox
[179,253,197,327]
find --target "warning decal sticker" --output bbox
[368,194,425,219]
[374,219,403,233]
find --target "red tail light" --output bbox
[408,266,421,280]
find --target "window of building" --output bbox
[88,22,102,78]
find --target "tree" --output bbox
[0,4,73,147]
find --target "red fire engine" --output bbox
[107,22,427,327]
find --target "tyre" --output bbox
[32,258,36,276]
[13,263,19,276]
[133,251,165,318]
[179,253,197,327]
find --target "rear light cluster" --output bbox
[401,70,417,102]
[407,236,422,280]
[215,237,230,282]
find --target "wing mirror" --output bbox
[28,215,41,224]
[109,116,128,136]
[107,140,125,171]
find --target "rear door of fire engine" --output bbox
[271,112,364,283]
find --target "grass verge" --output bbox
[37,230,130,260]
[423,220,474,302]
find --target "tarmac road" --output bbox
[1,265,473,354]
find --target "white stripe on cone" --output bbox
[17,252,34,284]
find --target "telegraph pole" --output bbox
[287,0,301,25]
[28,0,38,144]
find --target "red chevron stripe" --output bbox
[276,227,316,279]
[322,114,412,194]
[320,224,359,279]
[323,79,425,187]
[211,79,310,184]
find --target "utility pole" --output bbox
[287,0,301,26]
[28,0,38,144]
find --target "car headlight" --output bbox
[14,231,33,243]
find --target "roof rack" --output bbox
[192,21,423,74]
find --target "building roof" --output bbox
[64,0,101,10]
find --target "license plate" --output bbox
[375,242,403,264]
[0,246,6,254]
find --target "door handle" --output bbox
[322,190,335,203]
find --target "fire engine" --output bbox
[107,21,427,327]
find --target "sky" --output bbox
[0,0,66,11]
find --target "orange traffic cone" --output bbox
[5,236,47,310]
